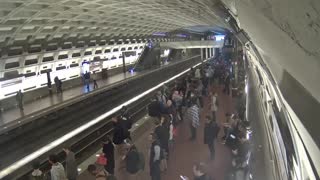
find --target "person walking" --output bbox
[149,133,161,180]
[84,71,91,90]
[92,71,98,89]
[204,116,220,160]
[102,135,115,174]
[62,147,78,180]
[16,90,24,110]
[185,99,200,141]
[210,92,219,121]
[48,154,67,180]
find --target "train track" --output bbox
[0,55,201,179]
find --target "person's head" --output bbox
[48,154,59,165]
[239,134,248,144]
[214,92,218,97]
[191,98,197,106]
[111,117,118,123]
[87,164,97,175]
[62,146,71,154]
[32,160,41,170]
[121,106,127,112]
[166,100,172,107]
[193,162,206,177]
[103,135,112,143]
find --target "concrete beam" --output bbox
[160,40,224,49]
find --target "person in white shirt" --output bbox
[210,92,219,120]
[49,154,67,180]
[195,68,201,79]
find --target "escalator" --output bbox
[133,43,161,71]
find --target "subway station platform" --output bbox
[77,83,234,180]
[0,71,140,128]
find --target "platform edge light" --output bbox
[0,58,209,179]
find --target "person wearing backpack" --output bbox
[123,145,141,180]
[149,133,161,180]
[204,116,220,160]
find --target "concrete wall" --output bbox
[222,0,320,102]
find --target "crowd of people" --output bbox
[30,58,250,180]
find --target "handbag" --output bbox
[96,153,108,166]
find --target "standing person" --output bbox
[185,99,200,141]
[92,71,98,89]
[149,133,161,180]
[120,106,132,131]
[54,76,62,93]
[204,116,220,160]
[16,90,23,110]
[112,117,130,156]
[210,92,218,121]
[195,68,201,79]
[84,71,91,90]
[154,117,169,160]
[102,135,115,174]
[172,91,183,122]
[31,160,44,180]
[224,72,231,95]
[123,145,140,180]
[48,154,67,180]
[62,147,78,180]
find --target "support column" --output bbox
[212,48,215,58]
[122,52,126,73]
[205,48,208,59]
[200,48,203,61]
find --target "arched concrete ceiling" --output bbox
[0,0,228,51]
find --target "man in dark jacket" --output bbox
[112,117,126,145]
[62,147,78,180]
[204,116,220,160]
[154,117,169,158]
[148,97,162,119]
[102,136,115,174]
[149,133,161,180]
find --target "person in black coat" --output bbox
[102,135,115,174]
[154,117,169,158]
[204,116,220,160]
[112,117,125,145]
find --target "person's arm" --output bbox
[154,145,160,162]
